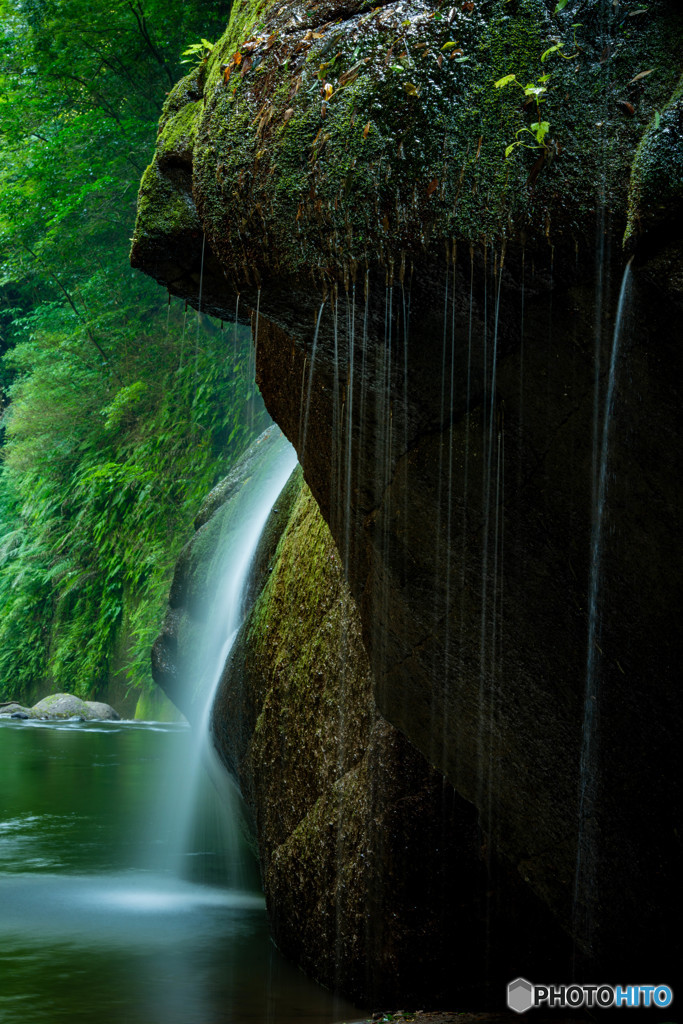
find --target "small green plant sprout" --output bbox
[180,38,214,66]
[495,73,552,157]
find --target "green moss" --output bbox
[178,0,683,284]
[157,100,203,166]
[131,158,202,257]
[134,686,186,722]
[624,74,683,247]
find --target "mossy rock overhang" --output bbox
[131,0,683,322]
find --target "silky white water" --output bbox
[149,426,299,883]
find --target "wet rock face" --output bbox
[255,246,683,976]
[134,0,682,997]
[213,480,571,1006]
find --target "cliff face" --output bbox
[157,445,570,1005]
[137,0,682,994]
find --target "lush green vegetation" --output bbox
[0,0,268,706]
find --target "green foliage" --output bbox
[0,0,271,705]
[181,38,215,66]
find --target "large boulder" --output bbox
[30,693,120,720]
[134,0,682,997]
[155,457,571,1005]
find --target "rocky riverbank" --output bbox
[0,693,120,721]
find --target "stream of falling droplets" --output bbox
[573,261,632,956]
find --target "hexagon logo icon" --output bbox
[508,977,534,1014]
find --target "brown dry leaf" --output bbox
[312,32,324,39]
[363,121,371,138]
[233,51,243,65]
[382,213,390,231]
[475,135,483,160]
[241,55,253,76]
[427,177,438,196]
[617,99,635,116]
[323,82,334,99]
[283,108,295,121]
[628,69,653,84]
[437,52,443,67]
[223,65,233,83]
[462,1,474,10]
[338,68,360,86]
[265,33,277,48]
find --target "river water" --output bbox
[0,717,361,1024]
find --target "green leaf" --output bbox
[494,74,517,88]
[505,143,516,157]
[654,110,661,129]
[541,43,564,61]
[554,0,569,10]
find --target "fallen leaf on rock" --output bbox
[617,99,635,116]
[427,177,438,195]
[403,81,419,95]
[628,69,653,84]
[283,108,295,121]
[363,121,371,138]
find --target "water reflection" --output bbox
[0,719,362,1024]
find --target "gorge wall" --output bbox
[137,0,682,1001]
[153,429,572,1005]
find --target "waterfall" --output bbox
[148,427,298,886]
[573,261,632,954]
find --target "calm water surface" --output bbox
[0,718,362,1024]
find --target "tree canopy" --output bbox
[0,0,268,707]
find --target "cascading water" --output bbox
[0,425,367,1024]
[148,426,299,885]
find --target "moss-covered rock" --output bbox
[213,481,570,1005]
[135,0,682,1002]
[625,75,683,246]
[132,0,682,300]
[29,693,120,720]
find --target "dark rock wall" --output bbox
[213,476,571,1006]
[136,0,683,1000]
